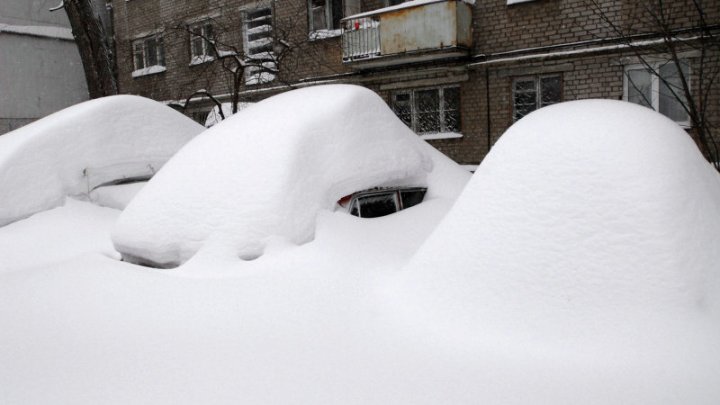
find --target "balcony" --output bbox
[341,0,473,69]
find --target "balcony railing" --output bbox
[341,17,380,60]
[341,0,473,68]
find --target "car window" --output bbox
[358,192,399,218]
[400,189,426,210]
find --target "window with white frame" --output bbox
[512,75,561,121]
[624,60,690,126]
[308,0,359,35]
[132,34,165,77]
[391,86,461,135]
[243,6,276,85]
[189,21,214,65]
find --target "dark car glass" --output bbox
[358,193,398,218]
[400,189,426,210]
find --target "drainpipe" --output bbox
[485,67,492,153]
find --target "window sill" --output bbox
[217,49,237,58]
[420,132,463,140]
[132,66,166,78]
[189,55,214,66]
[507,0,536,4]
[309,29,342,41]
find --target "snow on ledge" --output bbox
[309,29,342,41]
[132,65,167,78]
[344,0,474,20]
[420,132,463,141]
[189,55,214,66]
[0,23,73,40]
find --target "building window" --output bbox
[308,0,359,36]
[243,6,276,85]
[391,86,461,136]
[132,34,165,77]
[189,21,214,65]
[512,75,561,121]
[624,60,690,126]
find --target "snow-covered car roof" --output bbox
[0,95,204,226]
[394,100,720,378]
[112,84,470,268]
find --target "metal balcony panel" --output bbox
[341,0,473,68]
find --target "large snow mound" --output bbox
[0,95,203,226]
[402,100,720,330]
[113,85,468,268]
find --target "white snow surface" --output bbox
[204,102,253,127]
[390,100,720,402]
[0,95,203,226]
[0,198,120,272]
[89,182,147,210]
[112,85,468,268]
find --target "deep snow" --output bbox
[0,95,203,226]
[0,96,719,404]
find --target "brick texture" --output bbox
[110,0,720,165]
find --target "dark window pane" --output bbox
[248,31,270,41]
[415,89,440,133]
[444,109,460,132]
[358,193,398,218]
[513,79,537,121]
[416,89,439,113]
[191,35,203,57]
[417,112,440,133]
[311,0,327,30]
[400,189,426,209]
[157,37,165,66]
[145,38,158,66]
[626,69,652,108]
[659,61,689,122]
[392,93,412,128]
[331,0,343,29]
[250,43,273,54]
[133,42,144,69]
[540,76,561,107]
[443,87,460,132]
[247,8,272,20]
[514,79,535,92]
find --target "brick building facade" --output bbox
[110,0,720,166]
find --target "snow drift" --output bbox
[113,85,467,268]
[393,100,720,401]
[0,95,203,226]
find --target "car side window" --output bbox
[357,192,399,218]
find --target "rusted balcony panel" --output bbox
[341,0,473,68]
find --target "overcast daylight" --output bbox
[1,0,719,403]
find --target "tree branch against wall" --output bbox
[587,0,720,170]
[161,0,344,120]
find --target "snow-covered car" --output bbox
[112,84,470,268]
[0,95,204,225]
